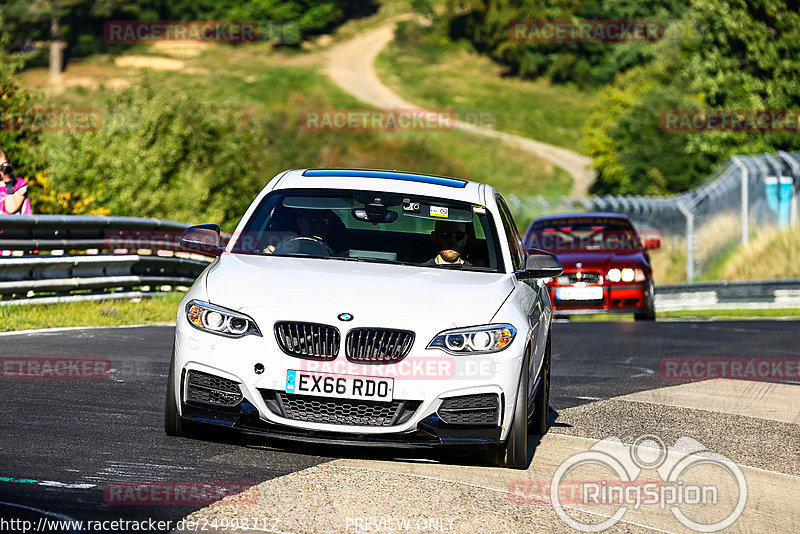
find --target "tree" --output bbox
[586,0,800,195]
[1,0,133,77]
[682,0,800,160]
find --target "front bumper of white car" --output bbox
[171,302,526,448]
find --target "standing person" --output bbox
[0,151,32,215]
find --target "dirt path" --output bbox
[325,19,596,198]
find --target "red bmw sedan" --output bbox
[523,213,660,320]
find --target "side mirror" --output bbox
[517,249,563,280]
[645,237,661,250]
[180,224,223,256]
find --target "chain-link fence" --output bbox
[508,151,800,282]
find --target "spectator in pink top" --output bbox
[0,149,32,216]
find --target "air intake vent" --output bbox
[185,370,242,407]
[262,390,421,427]
[438,393,499,425]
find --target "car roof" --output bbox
[531,212,632,224]
[273,168,488,204]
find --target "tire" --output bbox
[529,335,551,435]
[485,349,529,469]
[164,345,188,437]
[634,281,656,321]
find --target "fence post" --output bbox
[732,157,749,246]
[535,195,550,214]
[676,201,695,282]
[778,151,800,227]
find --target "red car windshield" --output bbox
[527,218,643,252]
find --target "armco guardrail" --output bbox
[0,215,212,303]
[656,279,800,311]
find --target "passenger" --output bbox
[425,220,472,266]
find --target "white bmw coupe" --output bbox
[165,169,561,468]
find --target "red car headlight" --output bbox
[607,268,646,283]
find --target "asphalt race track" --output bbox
[1,321,798,533]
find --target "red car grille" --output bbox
[557,271,603,285]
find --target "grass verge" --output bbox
[717,226,800,280]
[0,292,183,332]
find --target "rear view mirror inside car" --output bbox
[351,208,399,224]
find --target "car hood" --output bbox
[204,254,514,328]
[552,250,647,271]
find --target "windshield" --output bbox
[230,189,504,272]
[526,217,643,252]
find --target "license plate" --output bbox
[557,286,603,301]
[285,370,394,402]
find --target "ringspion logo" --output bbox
[547,435,747,532]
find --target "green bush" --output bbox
[39,78,269,229]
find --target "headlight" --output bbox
[185,300,261,338]
[606,268,646,283]
[621,268,636,282]
[428,324,517,355]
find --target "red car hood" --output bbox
[549,250,648,271]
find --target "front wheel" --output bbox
[164,345,189,437]
[529,335,551,435]
[485,350,529,469]
[634,281,656,321]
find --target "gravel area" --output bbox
[551,398,800,477]
[178,464,657,533]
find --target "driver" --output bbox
[425,220,472,266]
[296,210,333,241]
[264,209,336,254]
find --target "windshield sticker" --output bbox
[430,205,449,218]
[472,205,487,214]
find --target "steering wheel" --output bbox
[272,236,335,257]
